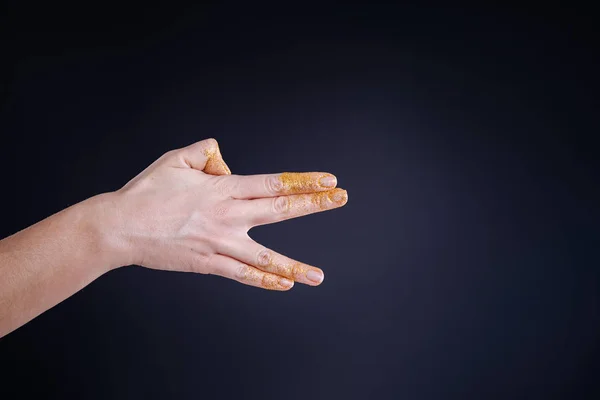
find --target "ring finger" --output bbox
[232,188,348,227]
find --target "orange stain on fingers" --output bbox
[287,188,348,212]
[279,172,337,194]
[291,262,310,280]
[238,264,293,291]
[203,146,231,175]
[258,250,320,285]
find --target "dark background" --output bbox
[1,2,598,399]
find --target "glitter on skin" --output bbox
[240,264,292,290]
[248,174,347,287]
[279,172,336,194]
[287,188,348,212]
[262,187,347,291]
[203,146,231,175]
[272,187,348,219]
[292,263,308,280]
[258,249,322,284]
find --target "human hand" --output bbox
[104,138,348,290]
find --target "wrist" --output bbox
[82,192,134,271]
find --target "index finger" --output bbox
[225,172,337,199]
[218,237,325,286]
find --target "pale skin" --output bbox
[0,139,348,338]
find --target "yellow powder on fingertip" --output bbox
[280,172,334,194]
[300,188,348,210]
[241,265,286,290]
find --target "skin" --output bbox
[0,138,348,337]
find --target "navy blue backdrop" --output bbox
[1,3,598,399]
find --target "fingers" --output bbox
[225,172,337,199]
[232,188,348,227]
[219,237,325,286]
[176,138,232,175]
[203,142,231,175]
[207,253,294,291]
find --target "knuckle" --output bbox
[203,138,218,149]
[260,274,280,290]
[292,263,305,279]
[265,175,284,195]
[257,249,272,268]
[235,263,250,281]
[261,274,270,288]
[272,196,290,214]
[161,149,188,167]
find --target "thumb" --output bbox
[179,138,232,175]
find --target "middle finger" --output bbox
[232,188,348,227]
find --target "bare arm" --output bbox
[0,139,348,337]
[0,193,127,337]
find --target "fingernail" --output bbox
[332,190,348,204]
[279,277,294,288]
[319,175,337,188]
[306,270,324,284]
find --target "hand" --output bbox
[106,138,348,290]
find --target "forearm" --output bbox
[0,193,125,337]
